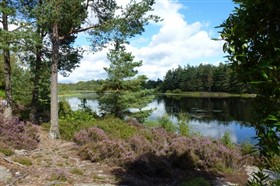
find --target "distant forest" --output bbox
[59,63,255,94]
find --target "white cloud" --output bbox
[59,0,224,83]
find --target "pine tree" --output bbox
[98,41,154,122]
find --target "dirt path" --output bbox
[1,127,120,186]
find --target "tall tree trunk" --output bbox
[49,23,60,139]
[30,46,42,123]
[2,0,12,119]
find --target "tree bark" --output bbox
[29,46,42,123]
[30,0,44,124]
[49,23,60,139]
[2,0,12,119]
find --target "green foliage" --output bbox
[58,100,72,117]
[143,120,160,128]
[219,0,280,159]
[178,112,190,137]
[59,111,96,141]
[13,157,33,166]
[247,170,270,186]
[11,63,33,106]
[0,89,5,98]
[158,114,176,132]
[70,168,83,176]
[172,89,182,94]
[181,177,210,186]
[0,142,14,156]
[240,141,255,155]
[98,41,154,122]
[95,116,137,140]
[221,131,234,149]
[161,63,252,94]
[266,156,280,173]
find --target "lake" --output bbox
[63,94,257,144]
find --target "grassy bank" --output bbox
[58,90,97,97]
[59,90,256,98]
[159,91,256,98]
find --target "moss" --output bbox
[70,168,84,175]
[0,142,14,156]
[13,157,33,166]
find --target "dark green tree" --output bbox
[219,0,280,159]
[98,41,154,122]
[0,0,31,118]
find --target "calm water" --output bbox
[64,94,257,144]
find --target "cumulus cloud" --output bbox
[59,0,224,83]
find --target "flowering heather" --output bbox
[78,139,134,165]
[0,114,39,150]
[74,118,250,176]
[74,127,108,145]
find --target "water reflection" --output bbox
[64,94,256,144]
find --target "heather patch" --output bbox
[74,119,249,177]
[0,114,39,150]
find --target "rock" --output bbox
[15,149,29,156]
[0,165,12,183]
[245,165,280,183]
[212,177,238,186]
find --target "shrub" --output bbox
[74,127,108,145]
[74,116,247,177]
[95,116,137,140]
[240,141,255,155]
[221,131,234,149]
[78,140,134,165]
[158,114,176,132]
[56,109,97,140]
[178,112,190,137]
[172,89,182,94]
[58,100,72,117]
[166,90,172,94]
[0,114,39,150]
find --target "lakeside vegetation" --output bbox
[58,90,256,100]
[0,0,279,185]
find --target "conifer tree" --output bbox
[98,40,154,122]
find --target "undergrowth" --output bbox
[57,104,252,178]
[0,114,39,150]
[74,121,248,176]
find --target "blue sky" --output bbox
[59,0,236,83]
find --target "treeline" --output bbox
[60,63,254,94]
[145,63,255,93]
[59,80,104,93]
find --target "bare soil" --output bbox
[0,126,249,186]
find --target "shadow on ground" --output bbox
[111,151,221,186]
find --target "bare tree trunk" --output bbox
[30,46,42,123]
[2,0,12,119]
[49,23,60,139]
